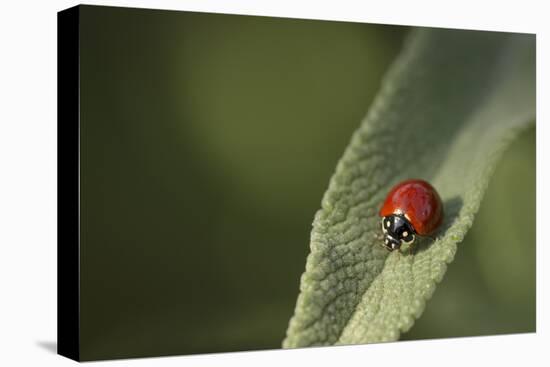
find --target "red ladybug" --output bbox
[379,179,443,252]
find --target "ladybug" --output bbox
[379,179,443,252]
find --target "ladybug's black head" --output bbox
[381,214,416,251]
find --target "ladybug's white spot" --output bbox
[402,231,408,237]
[385,220,391,228]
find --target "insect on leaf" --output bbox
[283,27,535,347]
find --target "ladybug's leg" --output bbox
[373,218,386,242]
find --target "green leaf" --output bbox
[283,28,535,347]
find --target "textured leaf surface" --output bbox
[283,28,535,347]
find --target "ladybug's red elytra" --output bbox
[379,179,443,252]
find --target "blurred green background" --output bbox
[78,5,535,360]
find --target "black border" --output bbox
[57,5,80,362]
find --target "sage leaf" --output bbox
[283,27,535,347]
